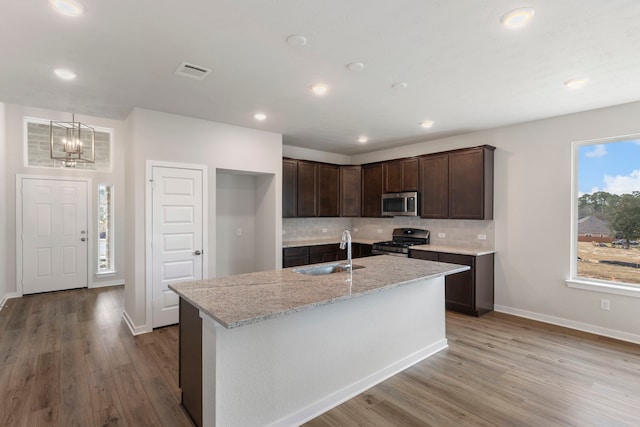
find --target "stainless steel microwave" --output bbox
[381,191,419,217]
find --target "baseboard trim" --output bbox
[494,305,640,345]
[269,339,448,427]
[90,279,125,289]
[0,292,21,311]
[122,309,152,336]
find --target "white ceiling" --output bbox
[2,0,640,155]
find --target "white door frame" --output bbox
[16,174,93,296]
[145,160,208,330]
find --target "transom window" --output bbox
[24,116,113,172]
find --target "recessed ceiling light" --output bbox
[420,120,434,129]
[346,62,364,72]
[53,68,77,80]
[564,78,588,89]
[287,35,307,47]
[392,82,408,90]
[500,7,535,29]
[49,0,85,17]
[357,136,368,143]
[310,83,328,96]
[254,112,267,121]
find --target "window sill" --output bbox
[96,271,116,278]
[566,278,640,298]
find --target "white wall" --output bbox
[283,144,351,165]
[345,100,640,343]
[1,104,126,302]
[0,103,7,307]
[216,172,258,277]
[125,108,282,332]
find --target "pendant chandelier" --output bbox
[50,114,95,168]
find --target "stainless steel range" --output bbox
[372,228,430,257]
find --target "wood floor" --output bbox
[1,286,639,426]
[0,286,193,427]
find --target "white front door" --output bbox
[152,166,204,328]
[22,178,88,294]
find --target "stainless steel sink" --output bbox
[293,263,365,276]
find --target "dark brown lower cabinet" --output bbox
[283,246,310,267]
[283,243,375,268]
[309,244,345,264]
[179,298,203,427]
[409,249,494,316]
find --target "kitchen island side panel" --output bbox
[179,298,203,427]
[200,276,447,427]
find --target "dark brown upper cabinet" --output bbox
[296,161,318,217]
[448,146,494,220]
[283,159,340,218]
[340,165,361,217]
[419,153,449,218]
[361,163,383,217]
[283,144,493,220]
[317,163,340,217]
[383,158,419,193]
[282,159,297,218]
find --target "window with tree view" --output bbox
[98,184,114,274]
[576,139,640,286]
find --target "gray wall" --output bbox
[124,108,283,333]
[0,103,7,306]
[349,101,640,343]
[1,104,126,303]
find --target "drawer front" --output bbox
[438,252,475,267]
[283,246,309,257]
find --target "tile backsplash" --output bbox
[283,217,495,250]
[282,217,353,241]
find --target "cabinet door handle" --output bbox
[194,250,202,255]
[81,237,87,242]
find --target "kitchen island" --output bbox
[170,255,468,427]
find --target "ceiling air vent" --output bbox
[174,62,211,80]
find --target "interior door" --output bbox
[152,166,203,328]
[22,178,88,294]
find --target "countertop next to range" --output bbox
[283,239,495,257]
[410,244,495,257]
[169,255,468,330]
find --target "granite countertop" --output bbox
[282,238,378,248]
[169,255,469,329]
[410,244,495,256]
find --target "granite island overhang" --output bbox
[170,255,469,427]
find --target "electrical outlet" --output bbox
[377,229,383,234]
[478,234,487,240]
[438,232,446,238]
[600,299,610,311]
[322,228,327,233]
[237,228,242,236]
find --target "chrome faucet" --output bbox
[339,229,352,270]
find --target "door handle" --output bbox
[194,250,202,255]
[81,237,87,242]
